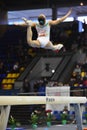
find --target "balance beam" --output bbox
[0,96,86,105]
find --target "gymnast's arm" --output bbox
[13,20,36,27]
[49,8,72,26]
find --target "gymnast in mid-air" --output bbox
[21,8,72,51]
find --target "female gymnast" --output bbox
[22,8,72,51]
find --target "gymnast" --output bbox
[22,8,72,51]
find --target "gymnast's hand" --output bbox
[68,8,72,15]
[22,17,33,26]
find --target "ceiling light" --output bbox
[80,2,83,6]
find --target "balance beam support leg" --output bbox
[74,104,83,130]
[0,105,11,130]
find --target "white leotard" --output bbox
[36,23,50,48]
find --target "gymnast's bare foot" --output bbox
[54,44,63,52]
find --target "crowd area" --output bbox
[24,53,87,97]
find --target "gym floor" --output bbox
[25,124,87,130]
[7,124,87,130]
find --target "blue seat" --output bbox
[82,111,87,120]
[53,110,58,114]
[56,113,61,120]
[38,86,45,96]
[1,73,6,78]
[69,111,75,120]
[53,111,61,120]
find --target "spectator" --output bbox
[0,61,6,73]
[62,105,69,115]
[13,61,19,72]
[73,64,81,75]
[23,78,30,93]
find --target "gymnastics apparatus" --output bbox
[0,96,86,130]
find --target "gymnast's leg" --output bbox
[27,25,41,48]
[44,41,63,51]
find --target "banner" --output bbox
[46,86,70,111]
